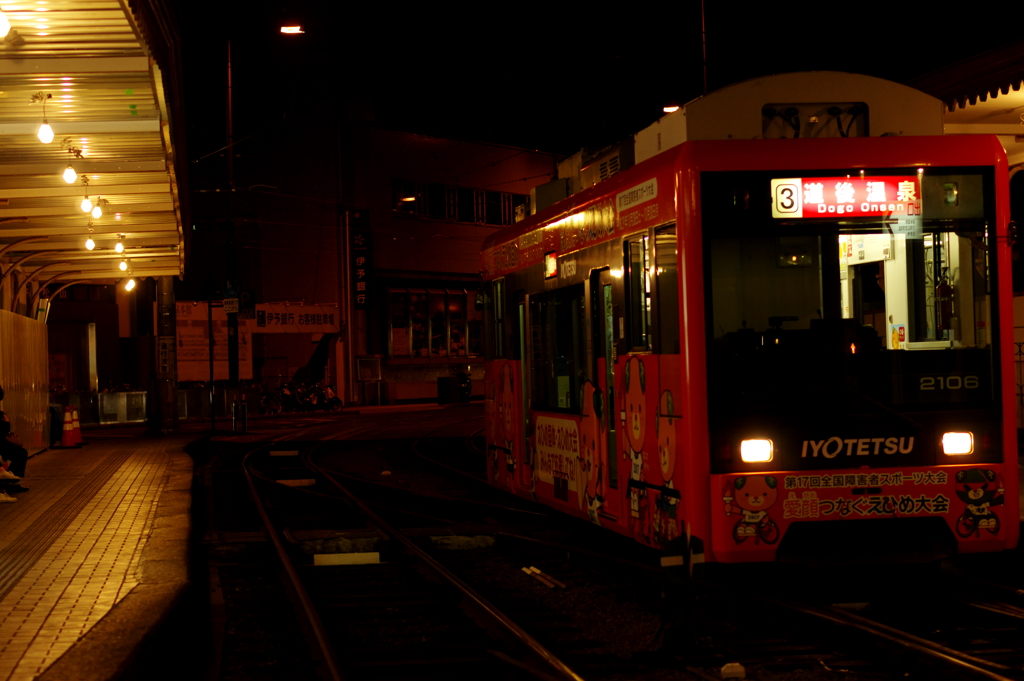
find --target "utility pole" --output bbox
[147,276,179,436]
[226,39,240,387]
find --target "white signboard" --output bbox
[248,304,340,334]
[173,302,253,381]
[616,178,657,213]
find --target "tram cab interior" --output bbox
[705,169,998,433]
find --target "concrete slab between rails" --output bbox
[25,439,194,681]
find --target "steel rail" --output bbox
[963,598,1024,622]
[772,598,1019,681]
[323,465,552,518]
[237,424,352,681]
[697,575,1020,681]
[412,421,519,490]
[821,604,1017,674]
[465,426,486,455]
[306,455,586,681]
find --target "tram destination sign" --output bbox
[771,175,922,219]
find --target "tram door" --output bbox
[516,293,531,489]
[592,268,620,519]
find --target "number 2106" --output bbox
[920,375,979,390]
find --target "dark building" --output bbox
[184,110,561,405]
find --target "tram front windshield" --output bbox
[704,169,999,420]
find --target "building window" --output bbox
[393,179,526,227]
[388,288,481,360]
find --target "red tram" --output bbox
[481,134,1019,568]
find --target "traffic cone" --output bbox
[55,407,78,448]
[70,406,84,445]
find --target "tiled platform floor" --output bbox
[0,436,192,681]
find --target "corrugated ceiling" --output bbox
[0,0,183,302]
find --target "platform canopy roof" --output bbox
[0,0,186,296]
[906,40,1024,167]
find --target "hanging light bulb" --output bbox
[124,278,136,292]
[84,237,95,250]
[63,164,77,184]
[80,196,92,212]
[0,11,11,39]
[91,203,103,219]
[119,259,128,271]
[114,236,124,253]
[37,120,54,144]
[30,92,53,143]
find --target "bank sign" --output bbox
[771,176,922,219]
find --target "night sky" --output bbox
[178,2,1022,161]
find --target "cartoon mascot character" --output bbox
[653,389,680,544]
[954,468,1004,537]
[723,475,780,545]
[579,381,605,526]
[623,357,649,540]
[495,363,516,490]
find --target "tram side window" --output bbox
[529,284,587,412]
[625,236,652,351]
[654,225,680,354]
[486,279,506,360]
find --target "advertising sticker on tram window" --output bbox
[890,324,906,350]
[771,176,922,219]
[534,415,581,504]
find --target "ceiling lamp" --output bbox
[0,11,10,39]
[79,176,92,212]
[30,92,54,144]
[124,278,136,292]
[91,197,106,219]
[119,259,128,272]
[84,219,95,250]
[61,138,83,184]
[115,235,124,253]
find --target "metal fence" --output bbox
[98,392,148,424]
[54,386,265,426]
[0,310,49,453]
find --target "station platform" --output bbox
[0,434,191,681]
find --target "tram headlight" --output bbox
[740,439,773,463]
[942,432,973,455]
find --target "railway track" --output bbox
[201,408,1023,681]
[690,549,1024,681]
[244,433,588,679]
